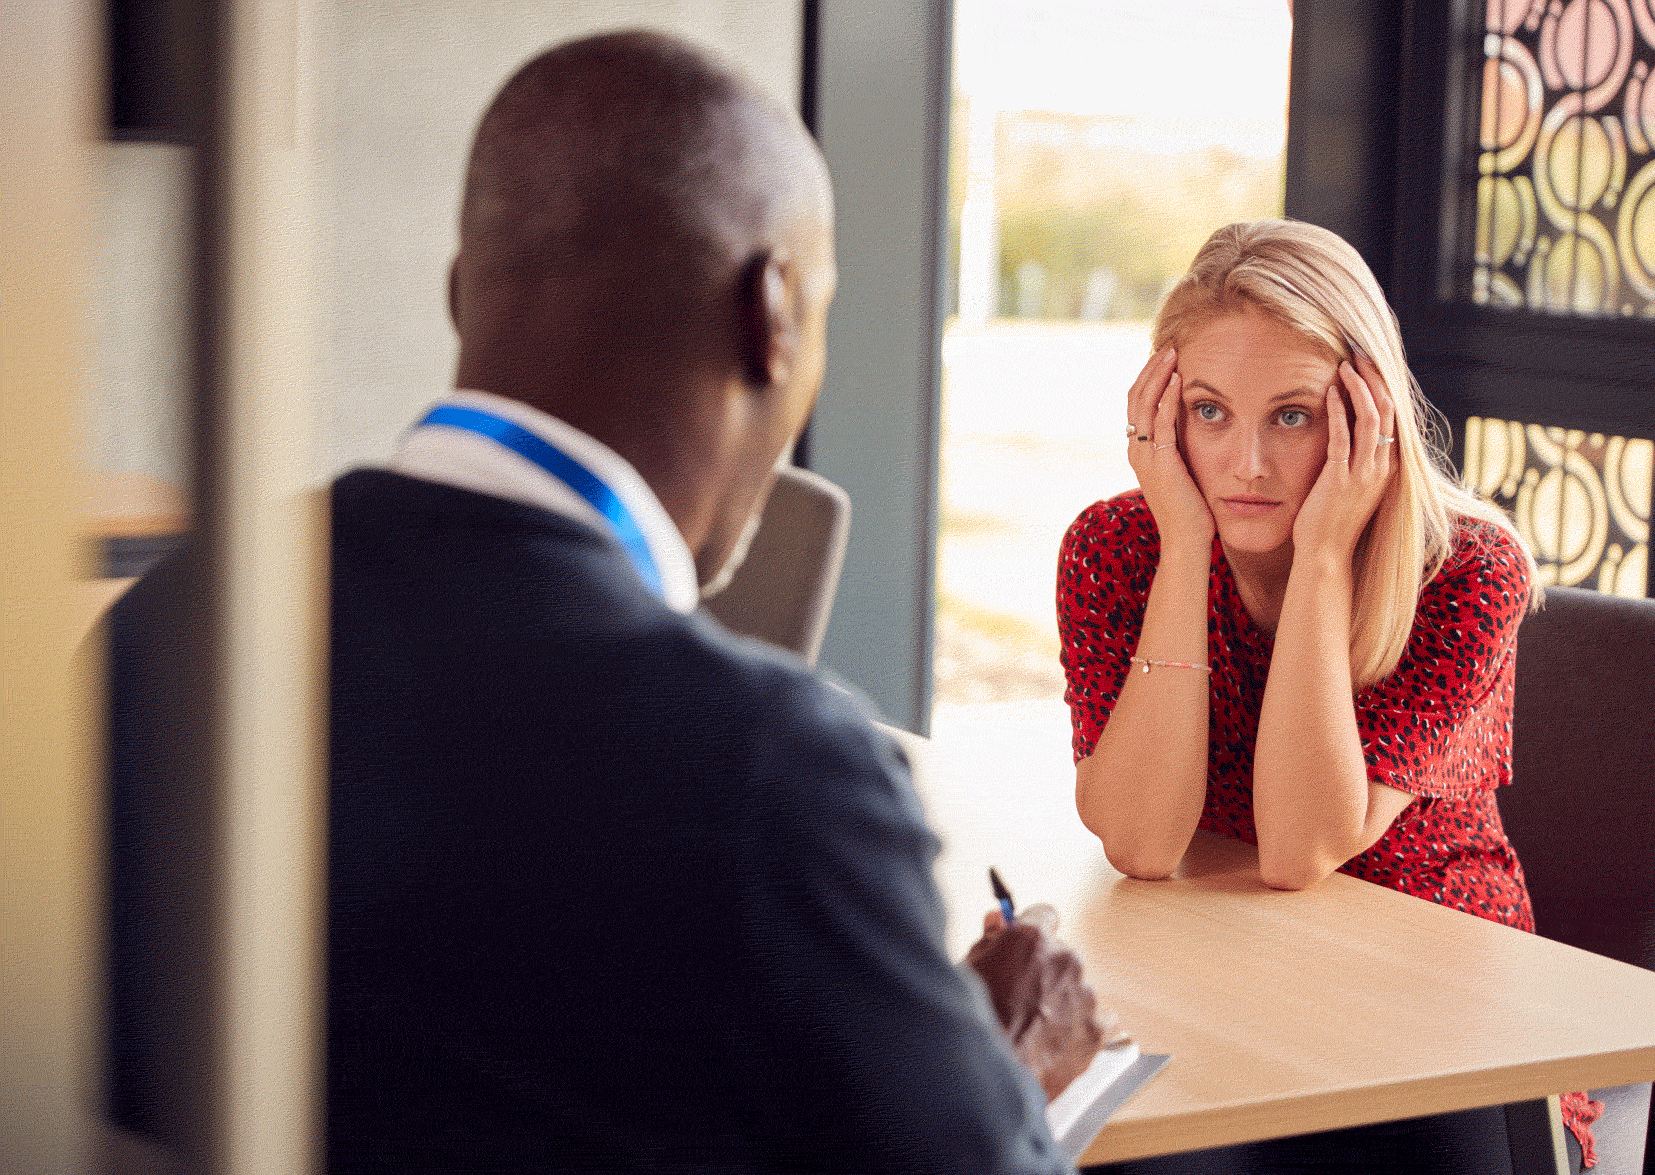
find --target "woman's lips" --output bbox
[1219,496,1281,517]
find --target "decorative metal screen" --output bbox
[1462,416,1653,594]
[1471,0,1655,315]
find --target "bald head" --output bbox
[452,30,832,398]
[449,30,837,590]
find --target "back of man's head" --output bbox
[449,29,835,587]
[452,30,831,397]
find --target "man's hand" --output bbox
[964,904,1114,1102]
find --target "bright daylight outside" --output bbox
[929,0,1292,825]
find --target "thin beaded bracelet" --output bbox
[1129,656,1212,675]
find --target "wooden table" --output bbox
[890,725,1655,1165]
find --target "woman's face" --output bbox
[1175,309,1339,561]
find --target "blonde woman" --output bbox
[1057,220,1601,1170]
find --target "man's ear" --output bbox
[740,250,800,390]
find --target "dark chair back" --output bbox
[1506,586,1655,1174]
[1504,585,1655,972]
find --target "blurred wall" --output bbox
[4,5,100,1172]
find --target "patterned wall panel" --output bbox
[1463,416,1653,594]
[1471,0,1655,315]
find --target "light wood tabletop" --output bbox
[888,723,1655,1165]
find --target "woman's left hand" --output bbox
[1291,355,1397,561]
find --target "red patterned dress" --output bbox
[1057,490,1601,1164]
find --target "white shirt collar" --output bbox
[389,389,702,614]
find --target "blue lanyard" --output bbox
[417,404,664,599]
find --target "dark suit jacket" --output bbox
[111,468,1066,1174]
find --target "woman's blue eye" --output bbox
[1279,408,1310,427]
[1194,403,1223,423]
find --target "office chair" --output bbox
[1504,585,1655,1175]
[703,464,851,666]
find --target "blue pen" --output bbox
[989,867,1016,924]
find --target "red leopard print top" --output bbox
[1058,490,1601,1164]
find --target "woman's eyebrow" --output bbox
[1180,383,1320,403]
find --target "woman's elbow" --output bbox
[1111,855,1178,881]
[1257,851,1340,892]
[1099,837,1181,881]
[1076,806,1176,878]
[1075,768,1190,880]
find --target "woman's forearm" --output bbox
[1251,551,1376,888]
[1076,539,1211,879]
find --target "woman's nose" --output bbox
[1230,427,1269,482]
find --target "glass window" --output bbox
[936,0,1293,732]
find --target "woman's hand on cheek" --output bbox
[1291,357,1397,561]
[1128,348,1215,549]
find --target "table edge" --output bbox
[1083,1045,1655,1164]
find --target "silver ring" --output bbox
[1153,442,1177,451]
[1380,435,1395,444]
[1328,456,1349,463]
[1126,424,1137,437]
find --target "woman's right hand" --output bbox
[1126,347,1214,548]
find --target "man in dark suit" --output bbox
[113,29,1104,1172]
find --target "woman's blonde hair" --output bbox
[1152,219,1539,690]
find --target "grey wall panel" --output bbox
[811,0,950,733]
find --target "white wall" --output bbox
[92,143,191,486]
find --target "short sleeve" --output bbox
[1058,494,1159,762]
[1354,522,1531,799]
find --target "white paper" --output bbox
[1044,1041,1141,1154]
